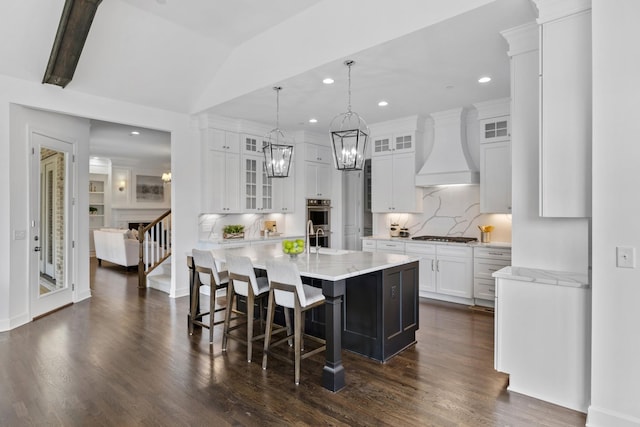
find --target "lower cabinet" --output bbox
[297,261,419,362]
[373,240,474,303]
[434,246,474,299]
[473,246,511,307]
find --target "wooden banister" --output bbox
[138,209,172,289]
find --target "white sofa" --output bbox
[93,229,139,268]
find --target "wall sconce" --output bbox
[118,181,126,192]
[161,172,172,183]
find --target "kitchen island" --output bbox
[205,244,419,392]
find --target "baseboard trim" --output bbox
[587,405,640,427]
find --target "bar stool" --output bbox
[223,254,270,363]
[262,259,326,385]
[190,249,229,348]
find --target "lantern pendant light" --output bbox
[330,60,369,171]
[263,86,294,178]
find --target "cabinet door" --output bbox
[315,163,331,198]
[224,152,241,213]
[540,10,591,217]
[206,150,226,212]
[272,167,295,213]
[436,255,473,298]
[305,143,332,164]
[206,150,241,213]
[371,156,393,212]
[305,163,331,198]
[413,254,436,293]
[208,129,240,152]
[390,153,419,212]
[393,133,414,153]
[372,134,392,156]
[480,141,511,213]
[242,155,273,213]
[480,117,510,143]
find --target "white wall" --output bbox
[0,74,196,330]
[588,1,640,425]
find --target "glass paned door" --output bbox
[31,132,74,317]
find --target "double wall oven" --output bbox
[306,199,331,248]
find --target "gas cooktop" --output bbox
[411,235,478,243]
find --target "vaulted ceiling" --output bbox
[2,0,536,144]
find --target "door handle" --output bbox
[34,246,41,252]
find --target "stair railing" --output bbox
[138,209,172,289]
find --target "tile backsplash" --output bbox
[373,185,512,242]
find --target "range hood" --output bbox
[415,107,479,186]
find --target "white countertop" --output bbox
[209,244,418,281]
[363,235,512,249]
[492,265,590,288]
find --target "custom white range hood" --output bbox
[415,107,479,186]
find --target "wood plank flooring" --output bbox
[0,259,587,426]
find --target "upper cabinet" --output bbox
[304,143,332,199]
[370,116,424,213]
[241,134,273,213]
[202,128,241,213]
[474,98,512,214]
[199,117,297,214]
[372,133,415,156]
[536,0,592,217]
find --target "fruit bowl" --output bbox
[282,239,305,259]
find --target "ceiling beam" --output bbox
[43,0,102,88]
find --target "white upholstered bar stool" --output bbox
[262,259,326,385]
[223,254,270,363]
[190,249,229,348]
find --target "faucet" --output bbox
[315,228,325,253]
[306,220,314,254]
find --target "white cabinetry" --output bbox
[203,129,241,213]
[361,239,377,252]
[494,269,590,412]
[369,238,473,303]
[406,243,472,299]
[370,116,424,213]
[371,152,422,213]
[405,243,436,294]
[480,141,511,213]
[272,164,295,213]
[435,246,474,299]
[538,4,591,218]
[241,134,273,213]
[474,98,512,214]
[473,246,511,307]
[373,240,405,254]
[304,143,332,199]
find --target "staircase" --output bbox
[147,260,172,293]
[138,209,172,289]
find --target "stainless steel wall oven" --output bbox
[306,198,331,248]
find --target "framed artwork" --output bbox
[136,174,164,203]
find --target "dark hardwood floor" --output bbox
[0,258,587,426]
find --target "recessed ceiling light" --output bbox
[130,131,140,136]
[309,118,318,124]
[378,101,389,107]
[478,76,492,84]
[322,78,334,85]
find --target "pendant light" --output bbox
[330,60,369,171]
[263,86,294,178]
